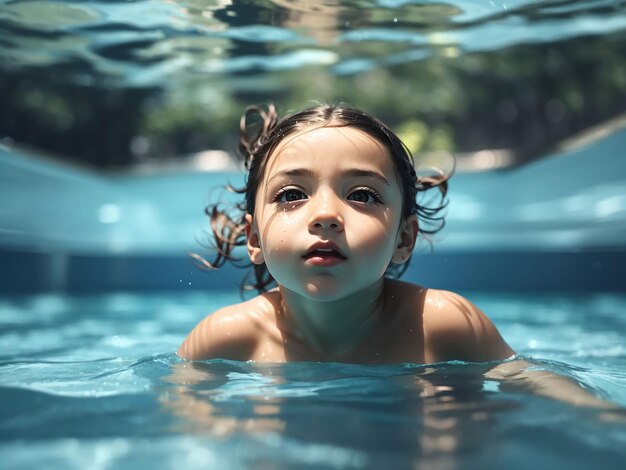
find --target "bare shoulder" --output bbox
[422,289,514,362]
[177,292,279,361]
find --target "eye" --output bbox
[348,188,383,204]
[274,187,307,203]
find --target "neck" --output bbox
[277,280,386,357]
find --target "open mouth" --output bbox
[303,248,346,260]
[303,245,347,267]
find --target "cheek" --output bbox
[279,211,304,228]
[347,211,402,260]
[260,211,305,251]
[351,209,396,240]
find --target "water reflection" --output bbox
[157,357,626,468]
[161,361,520,468]
[162,361,288,437]
[1,0,625,167]
[270,0,345,45]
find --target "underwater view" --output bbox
[1,0,626,469]
[1,290,625,468]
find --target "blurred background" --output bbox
[1,0,625,293]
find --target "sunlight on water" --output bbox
[0,290,625,468]
[1,0,626,468]
[1,0,624,87]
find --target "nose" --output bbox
[308,192,344,233]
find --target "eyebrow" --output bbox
[267,168,391,186]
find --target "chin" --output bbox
[280,279,346,301]
[303,279,371,302]
[303,287,344,301]
[277,275,378,302]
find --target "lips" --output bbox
[303,242,346,267]
[303,242,346,259]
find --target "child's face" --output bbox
[246,125,417,300]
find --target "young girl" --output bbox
[178,103,514,364]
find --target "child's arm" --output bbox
[177,304,259,361]
[424,289,515,363]
[485,359,624,411]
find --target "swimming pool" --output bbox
[1,289,625,469]
[1,0,625,467]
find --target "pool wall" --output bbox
[1,128,625,294]
[1,247,623,294]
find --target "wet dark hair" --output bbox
[192,103,450,294]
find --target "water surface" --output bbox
[1,290,624,469]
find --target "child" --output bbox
[178,104,514,364]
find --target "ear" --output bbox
[245,213,265,265]
[392,215,418,264]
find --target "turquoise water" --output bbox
[1,0,625,87]
[1,290,625,469]
[1,0,625,467]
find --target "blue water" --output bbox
[1,0,625,86]
[1,290,625,469]
[1,0,625,467]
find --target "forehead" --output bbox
[266,125,396,176]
